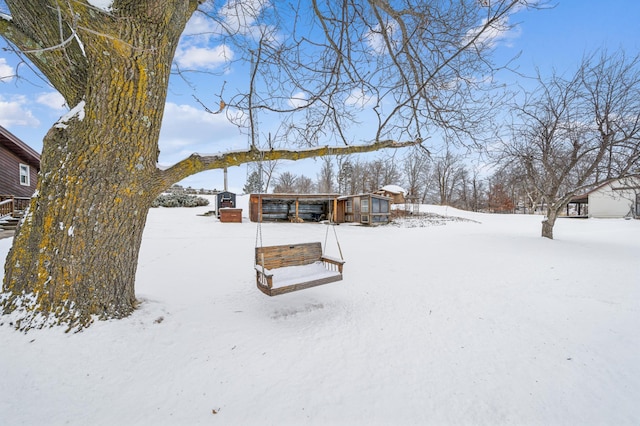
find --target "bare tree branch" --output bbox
[155,138,424,192]
[497,49,640,238]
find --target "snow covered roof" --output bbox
[571,176,640,202]
[380,185,406,194]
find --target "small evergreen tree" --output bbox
[243,171,264,194]
[338,160,354,195]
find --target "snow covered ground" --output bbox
[1,195,639,425]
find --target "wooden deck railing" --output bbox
[0,198,14,219]
[13,196,30,212]
[0,195,31,219]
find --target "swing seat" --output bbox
[255,242,345,296]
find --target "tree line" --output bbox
[3,1,638,330]
[245,50,640,236]
[245,148,521,214]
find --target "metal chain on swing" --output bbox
[255,192,263,249]
[253,135,267,252]
[323,202,344,261]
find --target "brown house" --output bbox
[1,125,40,216]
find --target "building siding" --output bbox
[588,178,640,218]
[0,130,40,198]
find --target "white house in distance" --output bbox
[570,177,640,218]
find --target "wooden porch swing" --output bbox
[254,196,345,296]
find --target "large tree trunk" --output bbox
[1,4,184,330]
[2,126,157,329]
[541,206,562,239]
[1,0,453,330]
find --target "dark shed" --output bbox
[216,191,236,216]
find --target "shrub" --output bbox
[151,193,210,208]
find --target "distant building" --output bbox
[216,191,236,217]
[249,192,392,225]
[250,193,340,223]
[0,125,40,198]
[569,177,640,218]
[0,125,40,221]
[339,193,392,225]
[374,185,406,204]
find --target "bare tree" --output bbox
[468,169,487,212]
[337,157,354,195]
[345,159,369,195]
[259,160,279,193]
[295,175,316,194]
[366,159,386,192]
[487,171,516,213]
[317,156,335,193]
[402,149,431,202]
[0,0,534,330]
[494,163,543,213]
[272,171,297,193]
[500,50,640,238]
[432,148,466,205]
[380,157,403,188]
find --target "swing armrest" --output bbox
[255,265,273,278]
[255,265,274,289]
[321,255,344,274]
[320,255,344,265]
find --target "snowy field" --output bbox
[1,195,639,425]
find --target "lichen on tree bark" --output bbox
[1,0,519,330]
[1,0,194,330]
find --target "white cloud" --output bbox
[365,22,399,55]
[466,15,519,50]
[0,58,14,81]
[177,12,235,72]
[218,0,265,34]
[175,44,234,69]
[36,91,67,110]
[288,91,308,108]
[176,0,279,74]
[183,12,218,38]
[345,88,376,108]
[0,95,40,127]
[158,102,245,166]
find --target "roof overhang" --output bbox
[0,125,41,167]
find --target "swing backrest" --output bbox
[256,242,323,270]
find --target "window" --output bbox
[372,197,389,213]
[361,198,369,213]
[346,200,353,213]
[19,164,30,186]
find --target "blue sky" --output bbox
[497,1,639,77]
[1,1,639,193]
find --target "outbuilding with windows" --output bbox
[249,192,392,225]
[338,193,391,225]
